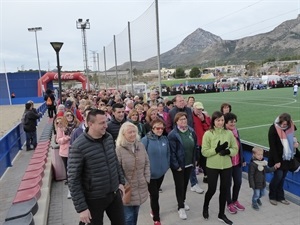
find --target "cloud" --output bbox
[1,0,299,72]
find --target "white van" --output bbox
[261,75,281,84]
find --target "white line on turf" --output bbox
[239,120,300,130]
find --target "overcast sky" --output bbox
[1,0,299,73]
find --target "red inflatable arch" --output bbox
[38,72,87,96]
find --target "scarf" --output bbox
[274,117,295,160]
[253,159,268,171]
[177,125,188,132]
[231,128,240,166]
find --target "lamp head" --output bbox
[50,42,64,53]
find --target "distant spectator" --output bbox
[147,90,159,106]
[220,103,232,114]
[293,83,298,97]
[186,96,195,108]
[164,100,174,113]
[107,103,126,141]
[44,89,56,118]
[65,100,83,122]
[23,102,42,151]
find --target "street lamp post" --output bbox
[76,18,90,91]
[28,27,43,95]
[50,42,63,104]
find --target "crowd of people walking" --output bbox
[29,88,299,225]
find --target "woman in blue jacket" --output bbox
[141,118,170,225]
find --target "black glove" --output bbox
[215,141,222,153]
[215,141,228,153]
[219,149,230,156]
[221,141,228,150]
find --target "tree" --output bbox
[190,67,200,78]
[175,67,185,79]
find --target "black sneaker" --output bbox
[203,207,209,220]
[257,199,262,206]
[252,203,259,211]
[218,214,233,225]
[203,176,208,183]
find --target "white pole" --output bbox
[113,35,119,91]
[128,21,134,94]
[3,60,12,105]
[103,46,108,89]
[155,0,162,95]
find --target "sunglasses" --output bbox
[56,122,61,124]
[66,114,73,117]
[153,127,164,131]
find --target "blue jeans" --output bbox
[252,188,265,203]
[25,131,37,149]
[123,205,140,225]
[189,166,198,187]
[269,169,288,201]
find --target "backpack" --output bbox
[46,96,52,106]
[21,111,29,126]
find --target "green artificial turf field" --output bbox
[182,88,300,147]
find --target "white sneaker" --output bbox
[67,190,71,199]
[191,184,204,194]
[178,208,187,220]
[184,203,190,211]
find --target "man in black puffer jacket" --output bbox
[107,103,126,141]
[68,109,125,225]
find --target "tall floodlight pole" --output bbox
[50,42,64,104]
[76,18,90,91]
[155,0,162,95]
[28,27,43,96]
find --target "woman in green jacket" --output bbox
[201,111,238,225]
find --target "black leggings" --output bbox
[61,156,68,179]
[203,167,232,216]
[148,175,165,222]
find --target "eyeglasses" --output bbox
[66,114,73,117]
[153,127,164,131]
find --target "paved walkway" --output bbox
[48,170,300,225]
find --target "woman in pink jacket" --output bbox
[56,110,79,196]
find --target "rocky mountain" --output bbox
[117,15,300,70]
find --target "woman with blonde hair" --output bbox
[144,108,159,133]
[56,110,80,198]
[127,109,146,138]
[115,122,150,225]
